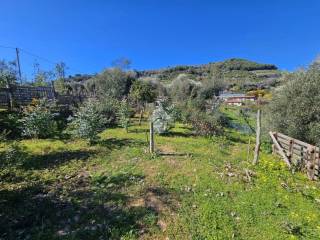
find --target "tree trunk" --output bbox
[253,109,261,165]
[138,104,144,126]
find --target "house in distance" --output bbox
[220,92,257,106]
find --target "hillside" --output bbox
[64,58,283,92]
[138,58,282,90]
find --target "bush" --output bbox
[174,98,228,137]
[20,100,57,139]
[0,111,22,139]
[117,98,132,132]
[169,74,201,102]
[189,110,227,136]
[266,65,320,146]
[68,99,106,144]
[85,68,135,99]
[152,101,174,134]
[2,141,25,166]
[96,96,119,126]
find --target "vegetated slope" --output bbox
[138,58,282,90]
[65,58,282,91]
[1,112,320,239]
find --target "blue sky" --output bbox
[1,0,319,78]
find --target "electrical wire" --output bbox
[0,44,82,74]
[0,44,16,49]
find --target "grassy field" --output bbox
[1,116,320,239]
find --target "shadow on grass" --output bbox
[92,172,145,191]
[99,138,146,150]
[225,134,248,144]
[160,131,194,138]
[0,172,159,240]
[1,138,146,172]
[0,144,95,171]
[129,128,148,134]
[158,152,190,157]
[23,150,95,170]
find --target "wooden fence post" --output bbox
[51,81,56,100]
[288,138,294,162]
[307,146,316,180]
[253,109,261,165]
[149,121,154,154]
[272,132,277,155]
[314,150,320,180]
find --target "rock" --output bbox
[57,230,68,236]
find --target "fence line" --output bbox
[0,85,86,108]
[270,131,319,180]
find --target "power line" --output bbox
[0,44,16,50]
[19,48,82,73]
[20,48,58,65]
[0,44,82,74]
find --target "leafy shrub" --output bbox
[68,99,106,144]
[20,100,57,139]
[96,96,119,126]
[189,111,227,136]
[174,98,228,137]
[117,98,132,132]
[0,111,22,139]
[85,68,135,99]
[169,74,202,102]
[52,105,73,132]
[129,80,157,105]
[3,141,25,165]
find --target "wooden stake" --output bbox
[149,121,154,154]
[253,109,261,165]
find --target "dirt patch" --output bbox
[157,145,176,154]
[129,186,180,235]
[144,189,166,212]
[129,187,176,213]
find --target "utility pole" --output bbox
[15,48,22,85]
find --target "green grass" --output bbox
[1,120,320,239]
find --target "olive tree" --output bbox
[117,98,132,132]
[68,99,106,144]
[85,68,135,99]
[20,100,57,139]
[129,79,157,124]
[169,74,201,102]
[0,60,17,87]
[266,63,320,146]
[152,101,174,134]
